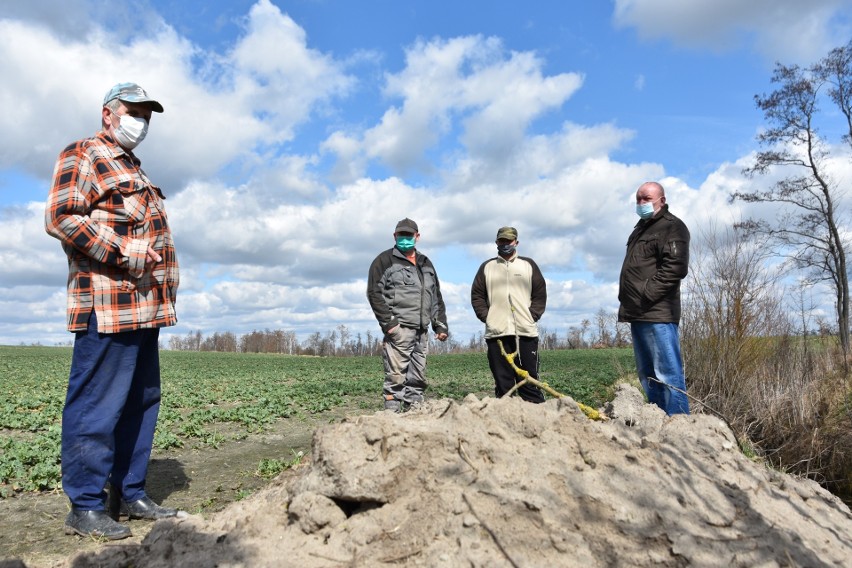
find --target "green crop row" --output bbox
[0,345,635,496]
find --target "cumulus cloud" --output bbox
[0,0,353,193]
[613,0,852,63]
[5,0,851,346]
[0,202,65,288]
[324,35,584,180]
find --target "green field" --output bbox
[0,345,635,496]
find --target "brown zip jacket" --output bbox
[617,205,689,323]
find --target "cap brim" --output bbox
[119,97,164,113]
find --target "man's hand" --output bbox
[435,332,448,342]
[145,246,162,269]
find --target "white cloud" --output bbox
[1,0,101,39]
[0,0,353,193]
[0,202,64,286]
[325,35,584,180]
[6,0,851,347]
[227,0,354,139]
[613,0,852,63]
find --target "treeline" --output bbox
[166,310,632,354]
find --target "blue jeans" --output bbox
[61,312,162,509]
[630,322,690,415]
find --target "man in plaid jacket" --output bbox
[45,82,181,540]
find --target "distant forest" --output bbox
[167,309,631,355]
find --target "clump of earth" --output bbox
[21,386,852,566]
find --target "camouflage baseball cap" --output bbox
[496,226,518,240]
[103,82,164,113]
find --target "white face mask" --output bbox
[112,112,148,149]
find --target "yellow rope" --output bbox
[498,339,604,421]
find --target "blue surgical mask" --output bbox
[636,202,655,220]
[396,236,416,252]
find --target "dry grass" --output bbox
[684,332,852,499]
[681,225,852,501]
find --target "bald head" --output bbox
[635,181,666,217]
[638,182,664,199]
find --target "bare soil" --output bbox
[4,387,852,567]
[0,411,328,568]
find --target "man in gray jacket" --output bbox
[471,226,547,403]
[367,218,449,411]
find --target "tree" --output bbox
[201,331,238,352]
[593,308,613,347]
[732,41,852,357]
[337,324,350,354]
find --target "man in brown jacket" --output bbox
[618,181,691,415]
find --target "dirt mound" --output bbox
[55,386,852,567]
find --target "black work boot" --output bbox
[107,482,122,521]
[123,496,179,520]
[64,508,132,540]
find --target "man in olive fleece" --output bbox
[471,226,547,403]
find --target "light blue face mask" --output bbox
[636,202,655,219]
[396,236,416,252]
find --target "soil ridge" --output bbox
[46,385,852,567]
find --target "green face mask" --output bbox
[396,236,416,252]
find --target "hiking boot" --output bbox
[64,508,132,540]
[123,496,179,520]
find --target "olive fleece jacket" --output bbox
[471,254,546,339]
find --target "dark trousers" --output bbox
[61,312,162,510]
[486,336,544,403]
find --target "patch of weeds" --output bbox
[154,430,183,450]
[202,431,226,448]
[738,436,759,460]
[255,450,305,479]
[235,488,253,501]
[195,496,218,513]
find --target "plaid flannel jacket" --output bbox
[45,131,179,334]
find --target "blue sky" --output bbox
[2,0,852,346]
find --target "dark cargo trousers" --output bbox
[486,336,545,403]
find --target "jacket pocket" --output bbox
[389,266,416,287]
[114,180,150,224]
[619,278,646,315]
[636,236,658,260]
